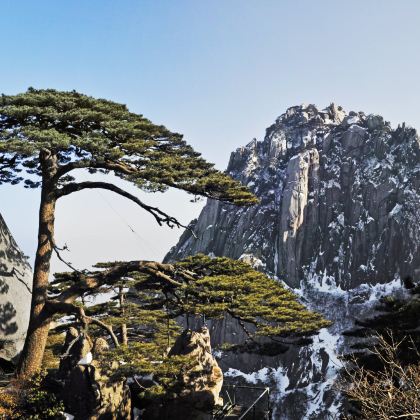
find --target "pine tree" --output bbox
[50,255,329,345]
[45,255,329,401]
[0,88,257,377]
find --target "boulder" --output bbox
[168,327,223,409]
[59,327,92,379]
[142,327,223,420]
[60,330,131,420]
[366,114,385,131]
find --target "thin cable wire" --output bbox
[93,187,161,256]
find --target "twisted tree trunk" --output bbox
[17,152,57,377]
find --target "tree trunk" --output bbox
[17,153,57,377]
[119,287,128,346]
[120,323,128,346]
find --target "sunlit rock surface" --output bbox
[168,327,223,409]
[60,330,131,420]
[0,213,32,360]
[144,327,224,420]
[166,104,420,419]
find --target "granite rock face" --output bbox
[167,104,420,290]
[60,329,131,420]
[145,327,224,420]
[0,213,32,360]
[165,104,420,418]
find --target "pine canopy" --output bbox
[51,254,330,340]
[47,255,330,399]
[0,88,257,205]
[3,88,257,377]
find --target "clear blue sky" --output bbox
[1,0,420,271]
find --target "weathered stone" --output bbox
[142,327,223,420]
[165,104,420,418]
[168,327,223,409]
[88,359,131,420]
[92,337,109,357]
[60,330,131,420]
[0,213,32,360]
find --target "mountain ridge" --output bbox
[165,103,420,418]
[166,103,420,289]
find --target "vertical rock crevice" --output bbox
[165,104,420,418]
[166,103,420,290]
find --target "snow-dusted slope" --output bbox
[167,104,420,289]
[166,104,420,418]
[0,213,32,360]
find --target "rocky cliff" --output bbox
[0,213,32,360]
[165,104,420,418]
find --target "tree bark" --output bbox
[119,287,128,346]
[17,152,57,377]
[120,324,128,346]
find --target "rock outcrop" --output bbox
[168,327,223,409]
[165,104,420,418]
[167,104,420,290]
[0,213,32,360]
[143,327,224,420]
[60,329,131,420]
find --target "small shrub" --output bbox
[0,372,65,419]
[341,332,420,419]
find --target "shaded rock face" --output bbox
[60,329,131,420]
[0,213,32,360]
[165,104,420,418]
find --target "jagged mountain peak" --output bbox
[275,102,346,126]
[166,104,420,418]
[229,104,397,178]
[168,105,420,290]
[272,102,392,130]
